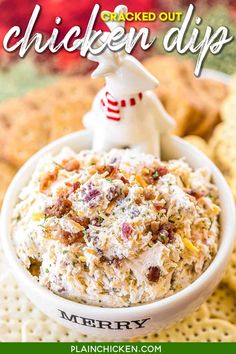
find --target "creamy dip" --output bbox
[12,148,220,307]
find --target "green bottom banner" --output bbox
[0,342,236,354]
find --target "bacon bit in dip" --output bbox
[100,255,124,268]
[97,165,118,178]
[120,175,129,184]
[187,189,205,199]
[65,181,81,193]
[147,266,160,282]
[143,187,155,201]
[29,258,41,277]
[152,223,174,245]
[45,195,72,218]
[64,159,80,172]
[40,167,59,192]
[91,216,104,226]
[134,197,142,205]
[150,221,159,234]
[70,214,90,228]
[105,199,117,215]
[60,230,85,245]
[153,202,163,211]
[156,166,168,177]
[143,166,169,185]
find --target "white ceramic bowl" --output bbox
[1,130,235,340]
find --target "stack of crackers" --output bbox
[183,74,236,278]
[210,74,236,200]
[0,56,227,206]
[0,76,103,204]
[144,56,228,137]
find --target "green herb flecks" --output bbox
[152,171,159,180]
[208,218,214,230]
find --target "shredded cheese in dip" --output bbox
[12,148,220,307]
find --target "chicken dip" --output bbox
[12,148,220,307]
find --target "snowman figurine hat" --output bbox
[83,5,175,156]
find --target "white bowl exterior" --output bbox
[1,130,235,339]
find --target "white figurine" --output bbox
[83,5,175,157]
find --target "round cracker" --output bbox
[134,305,209,342]
[0,270,90,342]
[0,76,103,168]
[139,310,236,342]
[210,121,236,198]
[221,95,236,122]
[143,56,226,138]
[223,243,236,293]
[0,272,46,324]
[206,283,236,324]
[0,112,50,168]
[0,320,22,342]
[22,318,92,342]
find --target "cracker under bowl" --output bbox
[1,130,235,339]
